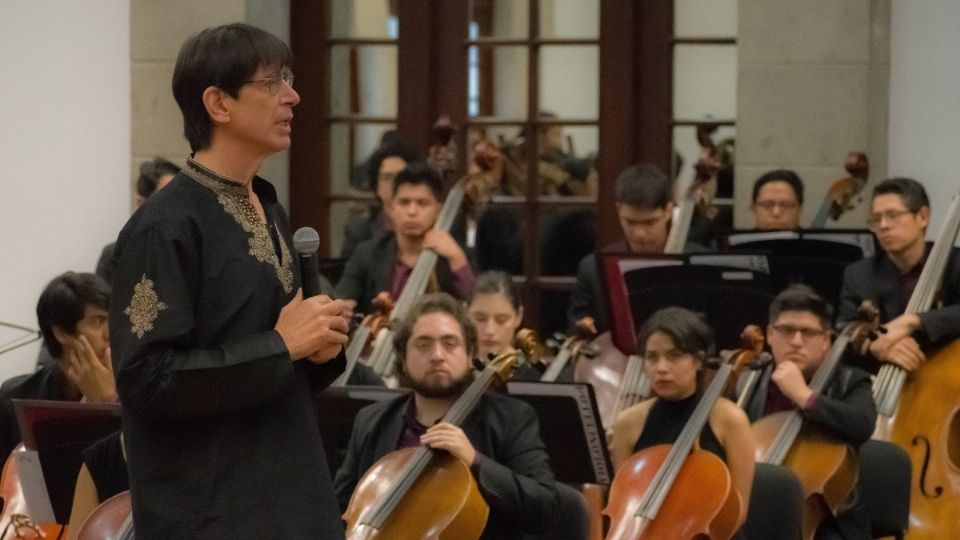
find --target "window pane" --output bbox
[469,46,528,120]
[328,122,398,196]
[673,45,737,120]
[674,0,737,38]
[540,46,598,119]
[470,0,528,40]
[330,45,398,117]
[330,0,398,39]
[539,0,599,39]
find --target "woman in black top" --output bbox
[67,431,128,536]
[608,307,755,527]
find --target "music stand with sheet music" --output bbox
[506,381,613,486]
[722,229,877,307]
[315,386,410,476]
[599,253,776,354]
[12,399,121,524]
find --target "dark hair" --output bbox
[768,284,833,330]
[365,142,423,192]
[872,177,930,213]
[172,23,293,152]
[752,169,804,204]
[136,157,181,199]
[469,271,521,310]
[638,307,715,357]
[614,163,672,210]
[392,160,444,201]
[36,272,110,358]
[393,293,477,369]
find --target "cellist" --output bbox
[333,293,559,539]
[837,177,960,372]
[608,307,755,535]
[739,285,876,539]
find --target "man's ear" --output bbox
[202,86,231,125]
[51,325,73,349]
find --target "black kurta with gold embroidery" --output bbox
[110,160,345,539]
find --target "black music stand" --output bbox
[599,253,775,354]
[315,386,410,476]
[506,381,613,486]
[13,399,121,524]
[722,229,877,307]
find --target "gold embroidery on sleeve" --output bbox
[125,275,168,339]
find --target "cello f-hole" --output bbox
[912,435,944,499]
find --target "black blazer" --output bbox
[335,233,465,315]
[333,392,559,540]
[837,245,960,351]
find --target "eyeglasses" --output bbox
[866,209,914,229]
[754,200,799,211]
[771,324,828,340]
[243,68,295,94]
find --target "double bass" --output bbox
[872,187,960,539]
[342,331,538,540]
[809,151,869,229]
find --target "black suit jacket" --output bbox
[838,245,960,358]
[335,233,466,315]
[333,392,559,540]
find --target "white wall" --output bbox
[888,1,960,237]
[0,1,130,381]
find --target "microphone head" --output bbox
[293,227,320,255]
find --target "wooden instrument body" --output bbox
[752,412,858,540]
[0,445,65,539]
[343,447,488,540]
[573,331,630,429]
[75,491,133,540]
[875,338,960,540]
[604,444,740,540]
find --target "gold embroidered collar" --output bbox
[184,158,249,198]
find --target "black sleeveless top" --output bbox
[633,393,726,461]
[81,430,129,502]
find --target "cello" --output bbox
[365,137,503,378]
[335,291,394,386]
[0,444,66,540]
[342,330,539,540]
[540,317,596,383]
[748,306,878,540]
[872,187,960,539]
[602,343,749,540]
[73,491,132,540]
[809,151,869,229]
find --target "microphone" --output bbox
[293,227,321,298]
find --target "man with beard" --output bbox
[333,293,559,540]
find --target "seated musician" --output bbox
[466,271,544,382]
[340,141,422,259]
[740,284,876,539]
[0,272,116,460]
[609,307,754,529]
[333,293,559,539]
[750,169,804,230]
[66,431,128,538]
[335,161,475,318]
[837,177,960,372]
[568,163,710,333]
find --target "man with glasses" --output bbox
[739,284,876,540]
[837,177,960,372]
[750,169,804,230]
[334,293,559,540]
[110,24,349,538]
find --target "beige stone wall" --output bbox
[735,0,890,229]
[130,0,290,209]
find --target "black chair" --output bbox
[741,463,804,540]
[858,439,910,539]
